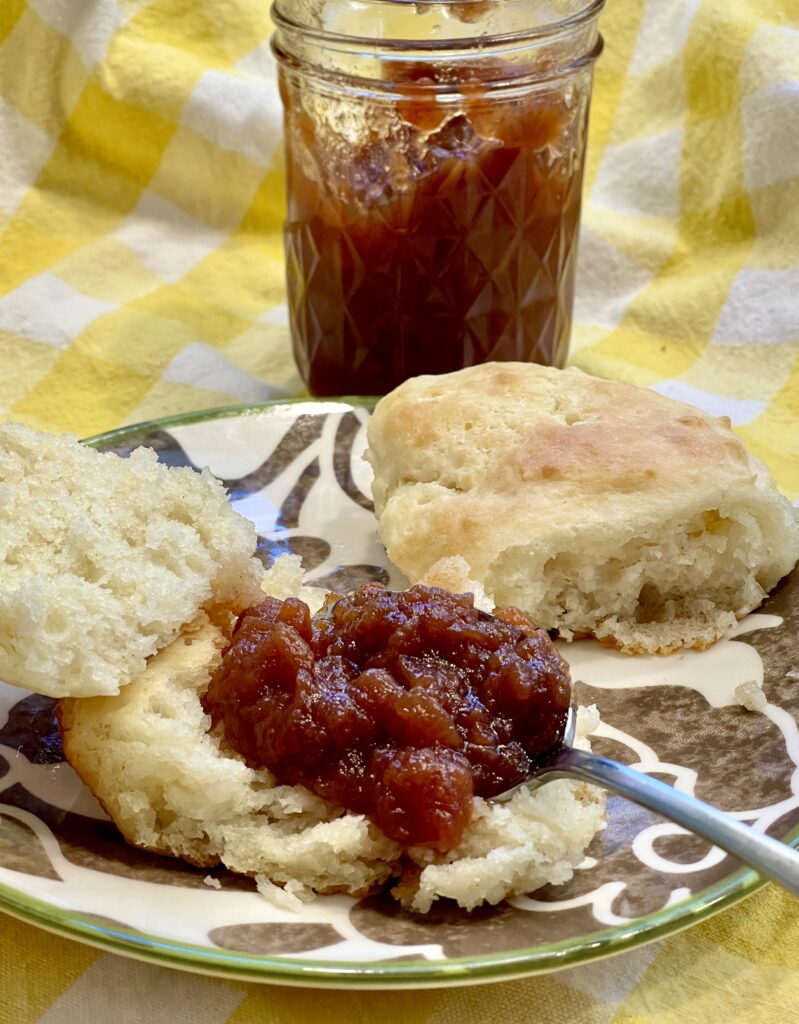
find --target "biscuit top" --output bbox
[0,422,263,698]
[369,362,751,501]
[366,362,767,583]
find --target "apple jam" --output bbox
[203,584,571,851]
[281,61,588,396]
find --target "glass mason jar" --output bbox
[272,0,604,396]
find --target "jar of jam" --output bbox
[272,1,604,396]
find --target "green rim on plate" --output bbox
[83,396,378,450]
[0,861,778,987]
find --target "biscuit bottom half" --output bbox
[59,564,605,914]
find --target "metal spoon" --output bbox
[497,705,799,898]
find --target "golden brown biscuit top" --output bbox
[370,362,752,503]
[366,362,762,585]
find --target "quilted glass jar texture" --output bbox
[272,0,605,395]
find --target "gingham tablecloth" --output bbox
[1,0,798,1020]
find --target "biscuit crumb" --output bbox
[255,875,310,912]
[735,679,767,713]
[203,875,222,890]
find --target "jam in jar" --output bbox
[272,1,604,395]
[202,584,572,851]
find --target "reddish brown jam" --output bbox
[281,62,586,396]
[203,584,571,851]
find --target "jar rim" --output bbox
[272,38,604,98]
[271,0,605,51]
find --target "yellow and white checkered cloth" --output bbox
[0,0,798,1020]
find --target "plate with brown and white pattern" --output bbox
[1,399,798,988]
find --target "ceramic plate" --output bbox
[1,399,798,989]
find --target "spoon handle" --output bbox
[543,746,799,898]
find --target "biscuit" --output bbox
[0,422,263,697]
[366,362,799,654]
[59,558,606,913]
